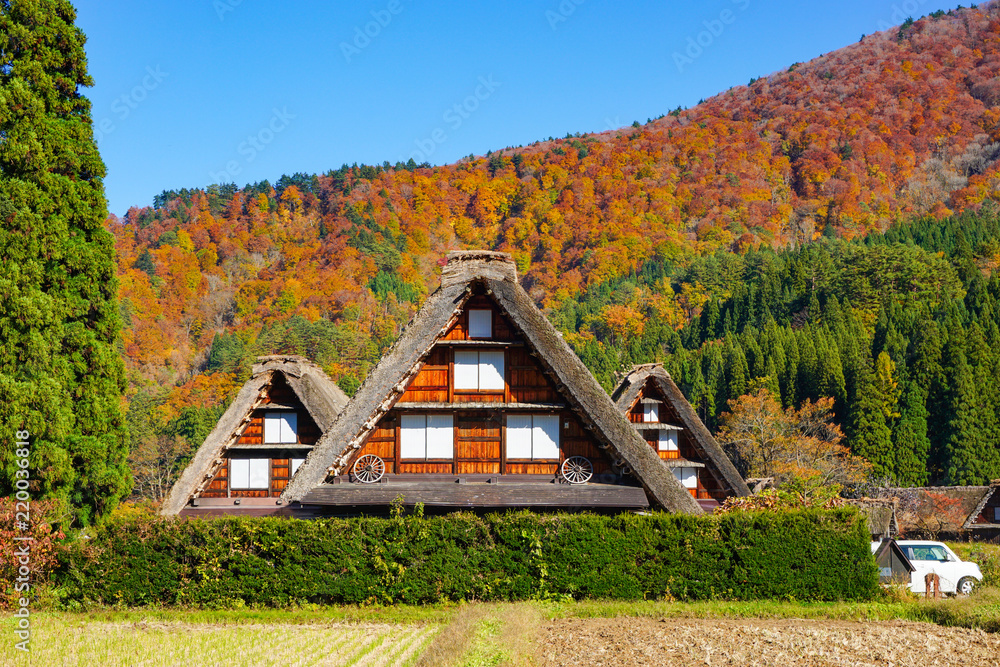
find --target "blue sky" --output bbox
[73,0,959,216]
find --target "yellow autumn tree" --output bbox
[716,388,870,498]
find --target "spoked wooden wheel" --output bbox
[353,455,385,483]
[561,456,593,484]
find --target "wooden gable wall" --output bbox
[201,375,321,499]
[346,290,614,477]
[627,383,728,501]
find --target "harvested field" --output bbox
[540,617,1000,666]
[0,619,436,667]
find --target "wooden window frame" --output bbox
[229,457,270,490]
[467,309,493,339]
[453,349,506,394]
[504,413,562,462]
[398,413,456,463]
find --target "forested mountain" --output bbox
[113,4,1000,494]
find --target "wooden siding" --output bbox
[201,453,307,498]
[441,295,517,342]
[631,384,729,501]
[340,289,625,486]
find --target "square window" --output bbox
[400,414,454,459]
[658,429,679,452]
[454,350,505,391]
[643,403,659,423]
[231,458,269,489]
[290,458,306,476]
[673,467,697,489]
[468,309,492,338]
[506,414,560,460]
[264,412,297,443]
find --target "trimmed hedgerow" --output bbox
[54,508,878,607]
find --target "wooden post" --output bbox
[924,573,941,599]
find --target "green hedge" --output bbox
[54,509,878,606]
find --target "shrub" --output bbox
[53,508,878,607]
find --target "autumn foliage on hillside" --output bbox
[109,5,1000,489]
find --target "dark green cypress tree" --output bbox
[0,0,129,524]
[940,342,991,485]
[891,380,931,486]
[847,359,895,479]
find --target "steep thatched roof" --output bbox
[612,364,751,497]
[160,355,349,515]
[880,486,990,536]
[845,498,898,538]
[963,480,1000,529]
[284,251,702,513]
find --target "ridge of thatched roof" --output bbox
[160,355,349,515]
[611,364,751,497]
[284,251,702,513]
[963,479,1000,528]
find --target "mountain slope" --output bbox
[109,4,1000,490]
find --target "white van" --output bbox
[894,541,982,595]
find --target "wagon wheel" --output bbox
[561,456,593,484]
[352,455,385,484]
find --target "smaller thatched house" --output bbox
[161,355,349,517]
[963,480,1000,540]
[881,486,991,539]
[283,251,702,514]
[611,364,750,511]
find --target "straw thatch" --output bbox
[160,355,349,515]
[612,364,751,497]
[963,479,1000,529]
[284,251,703,513]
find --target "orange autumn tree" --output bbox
[716,388,871,498]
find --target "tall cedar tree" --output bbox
[0,0,129,524]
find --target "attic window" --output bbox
[264,412,298,444]
[672,467,698,490]
[231,458,269,489]
[643,402,659,423]
[468,309,492,338]
[454,350,505,391]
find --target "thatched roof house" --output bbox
[161,355,349,516]
[963,479,1000,535]
[882,486,991,539]
[611,364,750,510]
[284,251,702,514]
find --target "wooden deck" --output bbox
[299,479,650,509]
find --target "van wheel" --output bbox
[957,577,976,596]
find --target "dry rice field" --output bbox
[540,617,1000,667]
